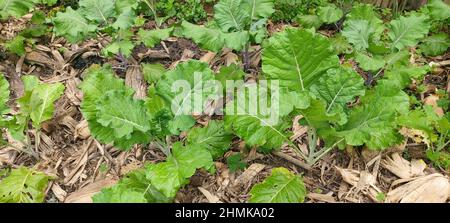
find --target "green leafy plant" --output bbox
[171,0,208,23]
[296,2,343,29]
[0,167,52,203]
[226,153,247,172]
[177,0,276,62]
[419,33,450,56]
[0,74,64,157]
[52,0,137,44]
[317,3,344,24]
[249,167,306,203]
[138,27,174,48]
[397,105,450,169]
[0,73,10,140]
[79,65,153,150]
[3,11,50,56]
[0,0,57,20]
[271,0,305,22]
[94,142,213,202]
[186,120,233,159]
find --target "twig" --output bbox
[430,60,450,67]
[273,151,312,171]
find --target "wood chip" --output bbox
[199,52,216,64]
[51,183,67,202]
[233,163,265,189]
[75,120,91,140]
[198,187,221,203]
[64,178,118,203]
[307,192,336,203]
[125,59,147,99]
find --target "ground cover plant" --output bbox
[0,0,449,203]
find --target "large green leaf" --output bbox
[337,103,400,150]
[362,80,410,115]
[342,20,374,51]
[215,64,246,87]
[5,35,26,56]
[138,27,174,48]
[310,67,365,125]
[79,0,115,23]
[176,21,250,52]
[420,33,450,57]
[249,167,306,203]
[0,73,10,115]
[178,21,249,52]
[79,65,134,121]
[354,52,385,72]
[388,14,430,51]
[397,106,440,142]
[79,65,150,150]
[177,21,225,52]
[222,31,250,51]
[0,0,35,19]
[93,169,170,203]
[0,167,51,203]
[29,82,65,128]
[147,142,213,198]
[214,0,249,32]
[142,63,167,84]
[317,4,343,24]
[262,28,339,91]
[384,65,429,89]
[346,3,384,40]
[186,120,233,159]
[3,75,64,132]
[225,83,292,150]
[297,14,322,29]
[243,0,274,21]
[102,30,135,57]
[4,76,38,140]
[96,90,151,139]
[115,0,139,14]
[298,96,339,143]
[111,8,135,30]
[52,7,97,43]
[336,81,409,150]
[425,0,450,21]
[156,60,217,134]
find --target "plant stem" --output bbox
[154,137,170,157]
[311,138,345,164]
[437,140,450,152]
[25,129,39,160]
[307,127,318,164]
[243,43,250,72]
[144,0,160,29]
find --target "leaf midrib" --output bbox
[1,0,12,12]
[224,4,240,30]
[266,175,297,202]
[102,113,149,132]
[93,1,108,23]
[35,89,54,126]
[288,39,304,90]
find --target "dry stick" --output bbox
[431,60,450,67]
[273,151,312,171]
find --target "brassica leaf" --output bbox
[262,28,339,91]
[0,167,52,203]
[249,167,306,203]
